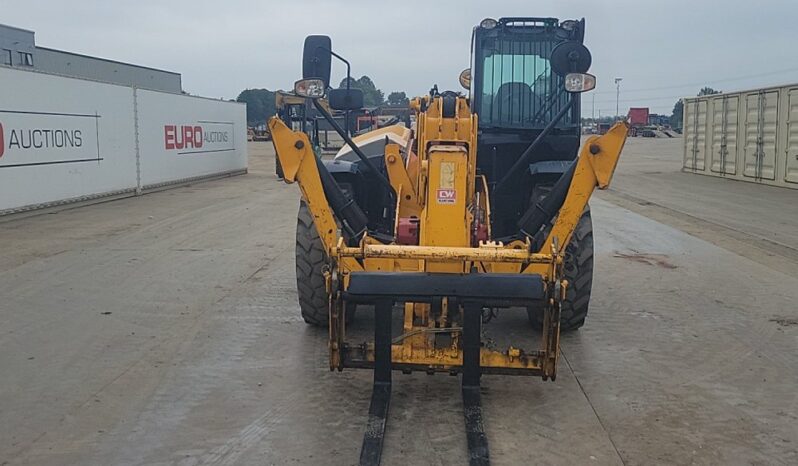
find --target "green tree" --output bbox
[339,75,384,107]
[698,87,721,96]
[236,89,276,125]
[387,91,409,106]
[670,99,684,129]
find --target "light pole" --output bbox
[614,77,623,120]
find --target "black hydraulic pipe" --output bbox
[314,156,369,244]
[516,159,576,241]
[312,99,396,201]
[493,97,575,194]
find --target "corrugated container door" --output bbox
[710,95,738,175]
[684,100,707,171]
[785,88,798,184]
[743,91,778,180]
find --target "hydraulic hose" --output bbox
[516,159,576,244]
[314,156,369,245]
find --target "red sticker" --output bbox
[436,188,456,204]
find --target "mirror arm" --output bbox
[329,50,351,80]
[311,99,396,202]
[493,96,576,194]
[320,47,352,136]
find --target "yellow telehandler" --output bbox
[269,17,628,465]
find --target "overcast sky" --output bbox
[5,0,798,114]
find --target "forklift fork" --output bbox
[359,299,392,466]
[346,272,545,465]
[357,298,490,466]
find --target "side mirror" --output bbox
[328,88,364,111]
[564,73,596,93]
[459,68,471,90]
[302,35,332,87]
[550,41,591,76]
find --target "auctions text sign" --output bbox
[0,110,100,167]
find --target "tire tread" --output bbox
[295,202,329,326]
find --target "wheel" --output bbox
[295,201,328,326]
[295,201,355,326]
[528,208,594,332]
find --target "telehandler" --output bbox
[269,17,628,465]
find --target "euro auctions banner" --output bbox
[0,110,101,167]
[136,89,246,186]
[163,121,235,155]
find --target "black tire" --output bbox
[295,201,355,326]
[296,201,331,326]
[528,209,594,332]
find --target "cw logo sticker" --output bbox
[436,188,456,204]
[0,122,4,158]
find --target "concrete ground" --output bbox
[1,140,797,465]
[599,136,798,276]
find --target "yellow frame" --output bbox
[269,99,628,380]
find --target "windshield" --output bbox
[478,37,572,128]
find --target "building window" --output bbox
[2,49,11,66]
[18,52,33,66]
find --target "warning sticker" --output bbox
[436,188,456,204]
[439,161,455,188]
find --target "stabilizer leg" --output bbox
[359,299,392,466]
[462,301,490,466]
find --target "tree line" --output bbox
[236,75,409,126]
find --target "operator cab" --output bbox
[465,17,593,237]
[470,17,586,131]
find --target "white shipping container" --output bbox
[136,89,247,187]
[683,82,798,189]
[0,65,247,214]
[0,66,137,212]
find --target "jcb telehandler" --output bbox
[269,17,628,465]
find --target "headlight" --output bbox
[459,68,471,90]
[294,78,326,98]
[564,73,596,93]
[479,18,498,29]
[560,20,578,31]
